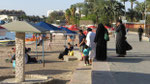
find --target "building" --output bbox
[0,9,26,21]
[0,15,17,21]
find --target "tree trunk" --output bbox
[131,2,133,9]
[15,32,25,82]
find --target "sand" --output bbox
[0,35,79,84]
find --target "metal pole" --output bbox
[36,34,38,59]
[42,35,45,67]
[144,0,147,36]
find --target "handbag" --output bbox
[104,32,110,41]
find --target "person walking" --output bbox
[116,20,127,57]
[94,23,109,61]
[138,26,144,42]
[78,30,86,61]
[86,28,96,64]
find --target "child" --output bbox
[83,45,91,66]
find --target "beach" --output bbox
[0,35,79,84]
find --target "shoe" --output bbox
[84,64,87,66]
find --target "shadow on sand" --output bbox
[26,69,70,75]
[31,51,62,54]
[0,67,11,69]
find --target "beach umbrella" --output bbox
[60,27,77,35]
[83,31,88,35]
[1,21,48,82]
[88,25,96,29]
[68,25,79,31]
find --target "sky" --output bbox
[0,0,145,16]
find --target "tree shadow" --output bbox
[92,71,150,84]
[31,51,62,54]
[0,67,11,69]
[44,60,64,63]
[26,69,70,75]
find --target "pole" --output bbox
[36,34,38,59]
[42,34,45,67]
[144,0,147,36]
[42,35,45,67]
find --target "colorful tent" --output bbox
[60,27,77,35]
[68,25,79,31]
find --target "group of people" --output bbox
[78,20,132,66]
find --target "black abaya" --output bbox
[94,24,108,61]
[116,24,126,55]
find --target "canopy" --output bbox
[2,21,48,33]
[36,21,63,33]
[68,25,79,31]
[60,27,77,35]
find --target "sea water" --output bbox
[0,32,33,40]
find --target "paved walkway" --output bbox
[92,33,150,84]
[70,33,150,84]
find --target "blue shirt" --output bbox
[79,34,86,46]
[83,48,91,56]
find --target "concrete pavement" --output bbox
[70,33,150,84]
[92,33,150,84]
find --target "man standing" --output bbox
[86,28,96,64]
[116,20,127,57]
[78,30,86,60]
[138,26,144,42]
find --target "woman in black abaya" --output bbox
[94,23,109,61]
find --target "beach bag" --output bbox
[104,32,109,41]
[125,41,132,51]
[69,51,74,56]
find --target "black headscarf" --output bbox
[94,23,106,44]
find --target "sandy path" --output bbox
[0,35,79,84]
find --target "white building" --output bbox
[0,15,17,21]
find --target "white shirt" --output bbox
[86,31,96,48]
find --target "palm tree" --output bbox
[129,0,136,9]
[134,1,145,20]
[120,0,128,17]
[75,3,84,19]
[65,9,71,24]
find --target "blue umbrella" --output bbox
[60,27,77,35]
